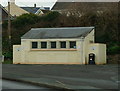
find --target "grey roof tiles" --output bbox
[21,27,94,39]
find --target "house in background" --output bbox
[5,0,29,17]
[35,9,50,16]
[21,4,40,14]
[13,27,106,65]
[52,2,118,16]
[3,0,50,17]
[21,4,50,16]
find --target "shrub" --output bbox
[3,51,12,58]
[12,13,39,28]
[42,11,60,21]
[107,44,120,54]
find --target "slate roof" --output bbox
[21,27,94,39]
[21,7,50,14]
[52,2,118,11]
[21,7,40,14]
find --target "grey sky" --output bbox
[0,0,119,9]
[0,0,57,9]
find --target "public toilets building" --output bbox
[13,27,106,64]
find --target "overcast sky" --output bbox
[0,0,57,9]
[0,0,119,9]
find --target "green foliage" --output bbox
[108,46,120,54]
[12,13,39,28]
[3,51,12,58]
[94,10,118,43]
[107,43,120,54]
[11,11,60,29]
[42,11,60,21]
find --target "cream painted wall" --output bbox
[82,29,106,64]
[88,44,106,64]
[13,45,21,64]
[98,44,106,64]
[14,39,84,64]
[83,29,95,64]
[25,51,80,64]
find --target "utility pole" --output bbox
[8,1,11,50]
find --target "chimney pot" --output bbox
[34,4,36,7]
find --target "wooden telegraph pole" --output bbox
[8,1,11,50]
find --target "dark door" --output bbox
[88,53,95,64]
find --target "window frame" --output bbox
[31,41,38,49]
[69,41,76,49]
[50,41,56,48]
[41,41,47,49]
[60,41,66,48]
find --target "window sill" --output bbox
[30,49,78,51]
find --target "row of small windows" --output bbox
[32,41,76,49]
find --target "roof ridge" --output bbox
[31,27,94,30]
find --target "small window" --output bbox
[41,42,47,48]
[70,41,76,48]
[32,42,38,49]
[51,42,56,48]
[60,41,66,48]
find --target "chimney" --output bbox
[34,4,36,7]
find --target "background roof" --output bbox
[21,27,94,39]
[5,3,29,16]
[21,7,40,14]
[52,2,118,11]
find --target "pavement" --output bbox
[2,64,119,90]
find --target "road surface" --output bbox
[2,64,119,90]
[2,79,58,91]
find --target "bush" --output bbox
[3,51,12,58]
[107,44,120,54]
[42,11,60,21]
[12,13,39,28]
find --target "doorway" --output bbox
[88,53,95,64]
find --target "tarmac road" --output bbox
[2,64,119,90]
